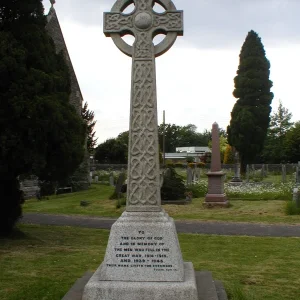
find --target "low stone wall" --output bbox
[20,178,40,200]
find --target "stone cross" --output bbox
[50,0,56,6]
[104,0,183,212]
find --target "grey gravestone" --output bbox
[261,164,265,178]
[109,173,114,186]
[82,1,200,300]
[230,151,242,183]
[282,164,286,183]
[194,168,200,183]
[187,167,193,185]
[94,176,99,182]
[296,162,300,185]
[246,164,250,183]
[114,172,126,198]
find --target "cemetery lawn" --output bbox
[23,184,300,224]
[0,224,299,300]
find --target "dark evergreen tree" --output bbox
[227,30,273,172]
[160,168,186,201]
[0,0,86,235]
[82,101,98,152]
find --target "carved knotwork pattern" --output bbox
[128,61,159,206]
[105,14,133,31]
[153,12,182,29]
[135,32,152,59]
[138,0,150,11]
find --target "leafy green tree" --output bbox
[227,30,273,172]
[262,101,294,163]
[223,145,235,164]
[82,101,98,152]
[0,0,86,235]
[94,138,127,164]
[284,122,300,163]
[158,123,212,152]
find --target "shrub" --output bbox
[116,197,126,209]
[175,163,184,168]
[285,201,300,215]
[186,181,208,198]
[196,162,205,168]
[0,178,23,236]
[161,168,186,200]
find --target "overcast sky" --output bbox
[43,0,300,144]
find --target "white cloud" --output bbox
[43,0,300,144]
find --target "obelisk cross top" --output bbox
[104,0,183,58]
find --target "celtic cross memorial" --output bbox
[104,0,183,212]
[82,1,199,299]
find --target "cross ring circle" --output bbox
[109,0,178,57]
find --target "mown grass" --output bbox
[0,224,300,300]
[23,184,300,224]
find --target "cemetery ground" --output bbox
[2,176,300,300]
[1,224,300,300]
[23,182,300,224]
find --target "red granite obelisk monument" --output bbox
[204,122,229,207]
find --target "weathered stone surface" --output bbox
[63,270,227,300]
[103,0,183,213]
[82,1,208,299]
[82,262,198,300]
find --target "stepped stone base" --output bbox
[62,269,227,300]
[204,194,229,208]
[83,262,198,300]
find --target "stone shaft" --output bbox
[210,122,221,172]
[104,0,183,211]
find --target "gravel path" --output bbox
[21,213,300,237]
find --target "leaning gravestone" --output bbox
[113,171,126,199]
[194,167,200,182]
[282,164,286,183]
[109,173,114,186]
[82,1,204,300]
[187,166,193,185]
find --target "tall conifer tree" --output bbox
[227,30,273,172]
[82,101,98,152]
[0,0,85,235]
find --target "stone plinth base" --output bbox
[82,262,198,300]
[97,210,184,282]
[204,194,229,208]
[230,177,243,184]
[62,270,228,300]
[228,181,243,186]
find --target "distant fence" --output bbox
[91,163,298,174]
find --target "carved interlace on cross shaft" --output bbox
[104,0,183,209]
[128,61,157,205]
